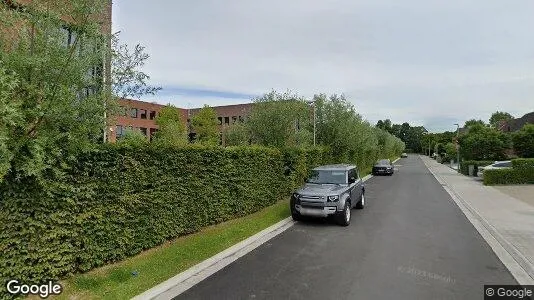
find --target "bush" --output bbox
[459,125,508,161]
[483,169,523,185]
[483,158,534,185]
[460,160,494,176]
[512,124,534,158]
[511,158,534,184]
[0,144,333,294]
[281,146,331,192]
[0,145,292,294]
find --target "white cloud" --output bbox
[113,0,534,131]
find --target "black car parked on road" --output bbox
[372,159,394,176]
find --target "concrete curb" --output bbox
[132,217,295,300]
[134,166,379,299]
[420,155,534,285]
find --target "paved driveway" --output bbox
[175,155,517,300]
[494,185,534,207]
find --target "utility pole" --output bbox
[313,102,316,146]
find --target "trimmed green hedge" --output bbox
[460,160,494,176]
[483,158,534,185]
[0,145,329,297]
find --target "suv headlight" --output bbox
[327,195,339,202]
[292,193,301,199]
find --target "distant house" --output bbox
[498,112,534,132]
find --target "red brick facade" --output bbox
[109,99,253,143]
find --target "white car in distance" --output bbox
[477,161,512,179]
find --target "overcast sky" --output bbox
[112,0,534,132]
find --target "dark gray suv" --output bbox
[290,164,365,226]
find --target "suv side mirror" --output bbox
[349,177,356,184]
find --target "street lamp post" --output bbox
[307,100,316,146]
[454,123,460,172]
[422,132,431,156]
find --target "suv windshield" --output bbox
[307,170,347,184]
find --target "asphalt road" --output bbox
[175,155,517,300]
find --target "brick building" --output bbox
[111,98,254,144]
[109,98,188,142]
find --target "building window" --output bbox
[218,117,223,125]
[238,116,244,123]
[130,108,138,118]
[140,109,147,119]
[149,128,158,141]
[140,127,147,136]
[149,110,156,120]
[232,116,237,124]
[224,117,230,125]
[116,125,124,138]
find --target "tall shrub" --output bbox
[0,145,288,293]
[513,124,534,158]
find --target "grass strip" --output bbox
[54,199,290,300]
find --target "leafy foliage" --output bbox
[116,128,148,148]
[443,142,458,162]
[153,104,188,147]
[483,159,534,185]
[375,119,425,153]
[246,91,312,148]
[111,32,161,100]
[0,64,20,182]
[0,0,112,184]
[224,122,250,146]
[464,119,486,128]
[489,111,513,128]
[314,94,404,169]
[0,145,332,295]
[191,105,219,146]
[512,124,534,158]
[458,124,509,161]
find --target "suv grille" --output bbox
[300,195,324,201]
[300,201,325,208]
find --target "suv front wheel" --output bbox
[356,193,365,209]
[337,202,351,226]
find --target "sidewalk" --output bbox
[420,155,534,284]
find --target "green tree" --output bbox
[512,124,534,158]
[191,105,219,146]
[247,90,311,148]
[0,0,111,183]
[376,119,392,133]
[116,128,148,148]
[464,119,486,128]
[314,93,404,168]
[0,0,161,183]
[111,32,161,100]
[153,104,188,147]
[224,122,250,146]
[434,143,446,157]
[459,124,508,160]
[444,142,458,162]
[489,111,513,128]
